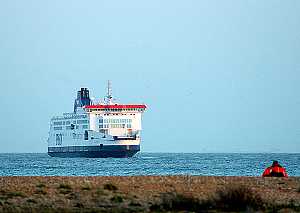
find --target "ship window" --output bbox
[55,134,62,145]
[66,121,70,125]
[82,125,88,129]
[110,124,124,128]
[53,121,62,125]
[77,120,88,124]
[84,131,88,140]
[54,126,62,130]
[66,126,72,130]
[127,124,132,128]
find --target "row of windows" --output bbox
[72,133,83,139]
[52,114,87,121]
[110,124,125,128]
[99,118,132,124]
[98,113,136,116]
[99,124,132,129]
[77,120,89,124]
[54,125,88,131]
[89,108,144,112]
[53,120,89,126]
[50,133,83,138]
[54,121,71,125]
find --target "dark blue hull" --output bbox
[48,145,140,158]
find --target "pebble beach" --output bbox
[0,176,299,212]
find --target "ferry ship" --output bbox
[47,81,146,158]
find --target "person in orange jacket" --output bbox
[262,160,288,177]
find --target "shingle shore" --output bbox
[0,176,299,212]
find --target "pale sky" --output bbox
[0,0,299,153]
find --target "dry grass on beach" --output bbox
[0,176,299,212]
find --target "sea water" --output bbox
[0,153,299,176]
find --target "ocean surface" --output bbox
[0,153,299,176]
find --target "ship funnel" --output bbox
[74,88,91,113]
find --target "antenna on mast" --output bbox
[105,80,113,105]
[107,80,112,99]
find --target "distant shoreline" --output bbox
[1,152,300,154]
[0,176,299,212]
